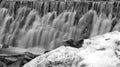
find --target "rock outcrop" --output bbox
[23,31,120,67]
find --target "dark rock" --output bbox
[0,52,40,67]
[0,44,9,49]
[63,38,84,48]
[44,50,50,53]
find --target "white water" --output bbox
[0,7,119,51]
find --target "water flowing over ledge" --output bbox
[0,1,120,50]
[0,1,120,67]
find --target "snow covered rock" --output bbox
[23,31,120,67]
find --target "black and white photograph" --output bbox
[0,0,120,67]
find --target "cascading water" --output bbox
[0,1,120,53]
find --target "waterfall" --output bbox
[0,1,120,52]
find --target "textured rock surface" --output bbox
[23,31,120,67]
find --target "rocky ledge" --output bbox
[23,31,120,67]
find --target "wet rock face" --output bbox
[0,47,45,67]
[0,52,39,67]
[23,31,120,67]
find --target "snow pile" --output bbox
[23,31,120,67]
